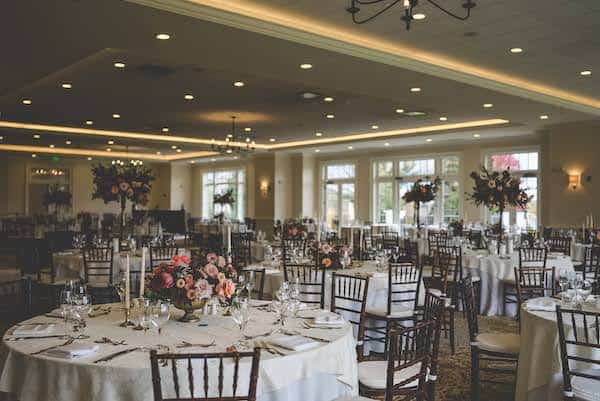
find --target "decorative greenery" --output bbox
[43,185,72,208]
[91,163,154,206]
[314,242,352,269]
[466,166,531,210]
[401,177,441,229]
[283,218,307,239]
[448,219,464,236]
[213,189,235,206]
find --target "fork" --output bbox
[31,337,75,355]
[93,347,142,363]
[175,340,216,348]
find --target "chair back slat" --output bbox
[241,269,266,300]
[547,236,572,256]
[283,263,325,308]
[331,273,370,355]
[518,247,548,268]
[514,266,556,307]
[150,349,261,401]
[83,247,114,285]
[150,246,179,270]
[388,262,423,315]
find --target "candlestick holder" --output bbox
[119,308,134,327]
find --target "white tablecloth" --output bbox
[515,298,600,401]
[0,305,357,401]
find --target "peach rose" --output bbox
[204,263,219,278]
[322,257,332,268]
[215,279,235,300]
[217,256,226,268]
[186,289,197,301]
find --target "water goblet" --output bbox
[151,301,171,335]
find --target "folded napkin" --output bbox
[12,323,57,337]
[46,343,99,359]
[269,335,320,352]
[525,298,558,312]
[313,312,344,326]
[264,269,281,274]
[45,309,65,318]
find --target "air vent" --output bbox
[135,64,175,78]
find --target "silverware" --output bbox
[302,322,342,330]
[94,337,127,346]
[93,347,141,363]
[88,308,111,318]
[282,330,328,343]
[5,335,67,341]
[243,330,275,340]
[176,340,216,349]
[31,338,75,355]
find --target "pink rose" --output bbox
[217,256,226,268]
[206,253,217,264]
[215,279,235,300]
[204,263,219,279]
[195,279,212,299]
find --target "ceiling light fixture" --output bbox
[244,127,252,132]
[87,157,92,161]
[413,13,426,20]
[324,97,334,102]
[384,142,390,147]
[315,149,320,153]
[510,47,523,54]
[176,149,182,153]
[395,108,405,113]
[371,125,379,129]
[49,144,55,148]
[300,63,313,69]
[65,140,72,145]
[269,138,276,142]
[31,154,37,158]
[539,114,549,120]
[483,103,494,108]
[112,114,121,119]
[347,0,475,30]
[114,62,126,68]
[315,132,323,137]
[107,140,115,145]
[326,114,335,119]
[162,127,169,133]
[85,120,93,126]
[426,138,433,142]
[473,133,481,138]
[212,116,256,156]
[410,87,421,93]
[347,145,354,150]
[106,148,112,152]
[61,83,73,89]
[33,134,41,139]
[184,94,194,100]
[0,136,3,140]
[233,81,245,87]
[155,33,171,40]
[580,70,592,76]
[439,116,448,121]
[22,99,32,105]
[171,145,177,149]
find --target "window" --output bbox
[322,163,356,230]
[372,155,461,227]
[202,169,245,220]
[485,150,539,230]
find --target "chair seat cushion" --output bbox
[571,368,600,400]
[366,304,414,319]
[358,360,424,390]
[475,333,520,355]
[502,277,516,285]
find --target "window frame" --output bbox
[319,160,357,229]
[201,166,247,220]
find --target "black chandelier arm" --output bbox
[350,0,402,24]
[425,0,472,20]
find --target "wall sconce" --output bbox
[568,173,580,190]
[259,180,270,197]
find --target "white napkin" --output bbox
[12,324,57,337]
[269,336,319,352]
[525,298,558,312]
[46,343,100,359]
[313,312,344,326]
[264,269,280,274]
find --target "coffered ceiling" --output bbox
[0,0,597,162]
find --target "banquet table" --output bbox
[52,248,191,283]
[0,304,357,401]
[515,297,600,401]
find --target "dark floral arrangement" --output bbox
[145,254,238,306]
[213,189,235,206]
[91,163,154,206]
[43,185,72,208]
[313,242,352,269]
[448,219,464,236]
[401,177,441,204]
[466,166,531,210]
[283,218,307,239]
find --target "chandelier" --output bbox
[346,0,476,30]
[211,116,256,156]
[112,159,143,166]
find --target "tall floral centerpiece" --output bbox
[43,184,72,227]
[213,189,235,222]
[401,177,441,230]
[91,163,154,240]
[283,218,307,239]
[467,166,531,253]
[145,253,237,322]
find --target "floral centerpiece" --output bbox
[91,163,154,239]
[401,177,441,229]
[145,253,238,322]
[467,166,531,252]
[43,184,72,209]
[448,219,464,236]
[213,189,235,222]
[315,242,352,269]
[283,218,307,239]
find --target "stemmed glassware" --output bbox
[150,301,171,335]
[231,299,250,332]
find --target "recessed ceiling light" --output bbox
[61,83,72,89]
[413,13,426,20]
[269,138,276,142]
[31,154,37,158]
[85,120,93,126]
[405,111,427,116]
[384,142,390,147]
[226,149,233,154]
[227,134,233,138]
[371,125,379,129]
[233,156,238,160]
[426,138,433,142]
[107,140,114,145]
[315,132,323,137]
[49,144,55,148]
[300,63,313,70]
[315,149,320,153]
[233,81,245,87]
[324,97,334,102]
[539,114,549,120]
[155,33,171,40]
[184,94,194,100]
[33,134,41,139]
[395,108,405,114]
[0,136,3,140]
[65,140,72,145]
[176,149,182,153]
[439,116,448,121]
[580,70,592,76]
[473,134,481,138]
[347,145,353,150]
[244,127,252,132]
[114,62,126,68]
[326,114,335,119]
[483,103,494,108]
[87,157,92,161]
[300,91,320,100]
[162,127,169,133]
[211,158,217,162]
[171,145,177,149]
[156,151,162,155]
[510,47,523,54]
[245,137,251,143]
[190,160,196,164]
[106,148,111,152]
[22,99,32,105]
[112,113,121,119]
[410,87,421,93]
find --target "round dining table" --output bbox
[0,304,357,401]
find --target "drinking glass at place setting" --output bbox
[151,301,171,335]
[231,299,250,332]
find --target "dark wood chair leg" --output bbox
[471,346,480,401]
[449,308,456,355]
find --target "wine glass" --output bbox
[231,300,250,332]
[245,271,255,301]
[151,301,171,335]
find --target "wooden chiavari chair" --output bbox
[364,261,423,353]
[467,230,486,250]
[382,231,399,251]
[331,273,370,357]
[283,263,325,309]
[83,246,118,304]
[556,306,600,401]
[514,266,556,320]
[281,238,307,263]
[576,246,600,294]
[547,236,572,256]
[149,348,261,401]
[0,278,32,333]
[150,246,180,270]
[462,276,520,401]
[426,231,449,265]
[503,247,548,316]
[232,233,252,267]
